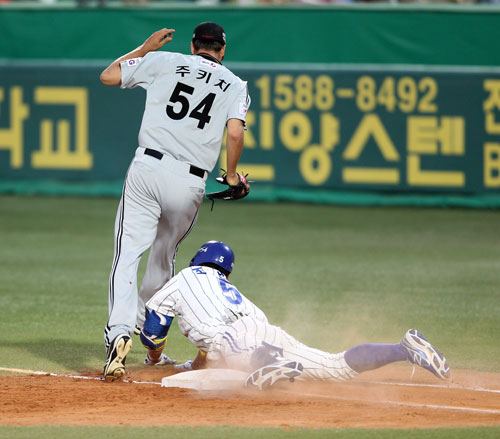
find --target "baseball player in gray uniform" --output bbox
[100,22,250,381]
[140,241,451,390]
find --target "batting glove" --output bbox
[144,353,176,366]
[173,360,193,371]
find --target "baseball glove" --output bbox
[206,170,250,209]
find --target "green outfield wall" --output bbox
[1,5,500,65]
[1,62,500,201]
[1,6,500,206]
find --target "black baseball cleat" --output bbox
[103,334,132,382]
[246,358,303,390]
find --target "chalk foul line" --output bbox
[0,367,161,386]
[366,379,500,394]
[279,390,500,416]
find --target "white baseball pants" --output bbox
[213,316,358,381]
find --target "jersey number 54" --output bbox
[166,82,216,129]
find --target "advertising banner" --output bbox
[1,63,499,195]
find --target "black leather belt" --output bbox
[144,148,206,178]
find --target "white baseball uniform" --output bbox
[146,266,357,381]
[105,51,250,349]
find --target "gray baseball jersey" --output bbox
[121,52,250,171]
[146,266,357,381]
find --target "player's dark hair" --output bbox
[200,262,230,277]
[193,39,224,53]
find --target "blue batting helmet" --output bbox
[189,241,235,274]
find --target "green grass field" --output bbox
[1,426,500,439]
[0,195,499,438]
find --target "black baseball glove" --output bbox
[206,170,250,208]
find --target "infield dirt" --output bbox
[1,365,499,429]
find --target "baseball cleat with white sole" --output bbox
[246,359,303,390]
[104,334,132,382]
[400,329,450,379]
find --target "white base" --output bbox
[161,368,248,391]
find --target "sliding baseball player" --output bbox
[140,241,450,389]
